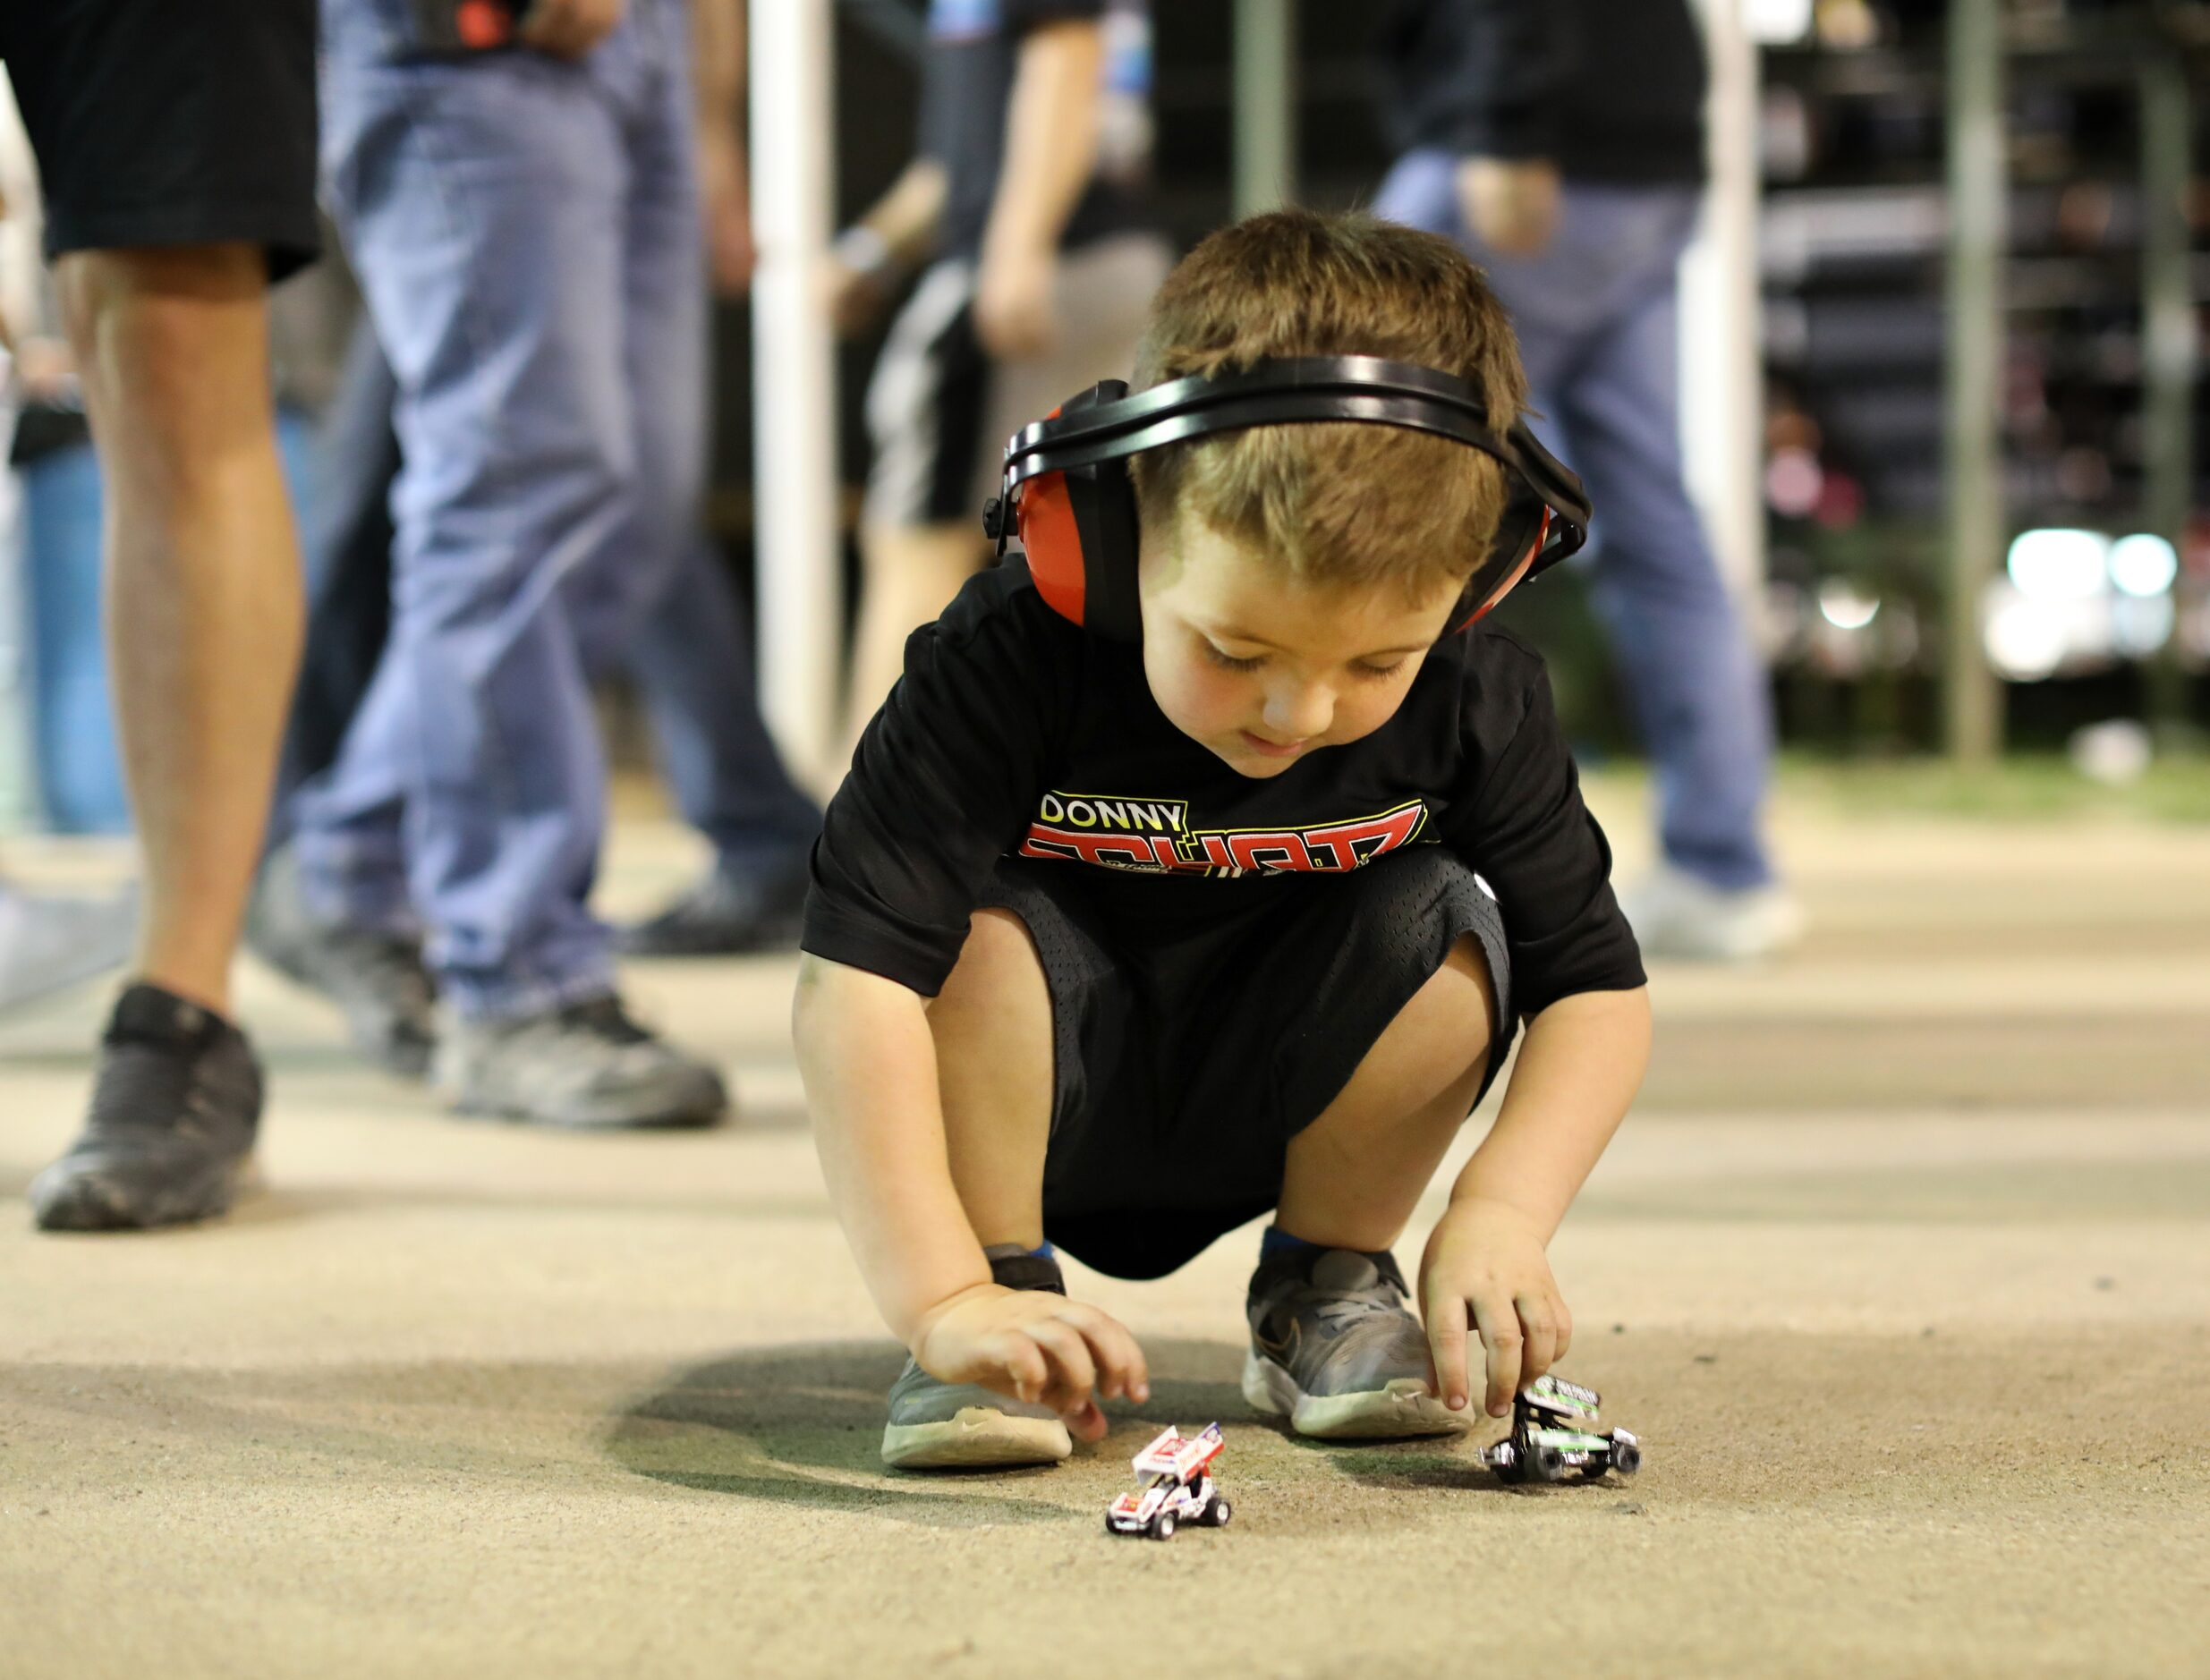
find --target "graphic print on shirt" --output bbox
[1018,792,1432,878]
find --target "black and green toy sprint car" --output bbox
[1483,1374,1643,1484]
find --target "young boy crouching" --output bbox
[795,208,1652,1470]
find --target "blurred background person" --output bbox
[266,11,816,1039]
[0,194,137,1015]
[1374,0,1800,962]
[831,0,1169,763]
[267,0,744,1129]
[1,1,319,1231]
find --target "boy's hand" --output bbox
[1417,1197,1573,1418]
[910,1284,1149,1443]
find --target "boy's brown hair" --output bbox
[1129,208,1530,604]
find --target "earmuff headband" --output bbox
[995,355,1594,642]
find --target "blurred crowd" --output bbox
[0,0,1787,1233]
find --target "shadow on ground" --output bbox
[606,1337,1271,1528]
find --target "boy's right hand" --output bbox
[910,1284,1149,1444]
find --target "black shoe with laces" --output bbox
[29,984,263,1233]
[435,992,728,1129]
[616,854,811,958]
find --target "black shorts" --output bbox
[861,235,1171,530]
[979,847,1514,1282]
[0,0,319,279]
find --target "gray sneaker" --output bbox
[0,882,136,1017]
[881,1248,1075,1471]
[1243,1245,1470,1440]
[1619,862,1805,963]
[245,848,436,1079]
[436,995,728,1129]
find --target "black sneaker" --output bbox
[29,984,263,1233]
[1243,1244,1471,1439]
[436,993,728,1129]
[616,854,810,958]
[246,847,437,1079]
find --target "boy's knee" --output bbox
[931,907,1046,1027]
[1424,930,1500,1069]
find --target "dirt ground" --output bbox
[3,785,2206,1678]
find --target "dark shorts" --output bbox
[861,235,1171,530]
[978,847,1514,1282]
[0,0,319,279]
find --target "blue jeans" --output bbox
[302,0,778,1016]
[276,321,819,883]
[1378,154,1776,890]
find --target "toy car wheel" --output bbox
[1152,1513,1177,1541]
[1105,1514,1120,1535]
[1531,1445,1566,1483]
[1206,1497,1233,1527]
[1612,1441,1642,1477]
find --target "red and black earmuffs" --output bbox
[982,354,1592,643]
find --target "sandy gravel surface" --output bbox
[2,797,2206,1677]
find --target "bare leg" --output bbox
[57,245,304,1016]
[1275,934,1497,1252]
[927,907,1054,1252]
[838,520,988,771]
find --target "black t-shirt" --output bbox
[918,0,1155,259]
[805,562,1645,1021]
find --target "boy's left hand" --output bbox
[1417,1197,1572,1419]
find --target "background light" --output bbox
[2006,529,2110,600]
[2108,534,2179,598]
[1816,580,1879,630]
[1984,594,2069,681]
[2111,593,2176,658]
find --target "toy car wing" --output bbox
[1525,1374,1601,1416]
[1132,1422,1223,1481]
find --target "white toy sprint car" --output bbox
[1104,1423,1233,1540]
[1482,1374,1643,1485]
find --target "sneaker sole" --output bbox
[1241,1348,1472,1440]
[447,1093,728,1131]
[441,1069,730,1131]
[30,1154,259,1234]
[881,1406,1073,1471]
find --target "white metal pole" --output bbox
[1942,0,2005,764]
[749,0,841,784]
[1678,0,1765,603]
[1233,0,1297,216]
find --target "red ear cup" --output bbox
[1455,507,1551,632]
[1014,471,1090,625]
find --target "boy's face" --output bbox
[1137,512,1467,779]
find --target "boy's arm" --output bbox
[1420,986,1650,1417]
[793,951,1149,1433]
[792,954,992,1341]
[973,14,1106,359]
[1430,648,1651,1414]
